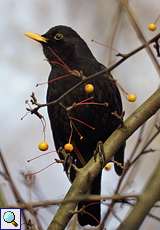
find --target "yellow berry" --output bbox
[38,141,49,151]
[64,143,74,152]
[104,162,112,171]
[148,23,157,31]
[127,94,137,102]
[84,84,94,93]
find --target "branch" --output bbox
[5,194,137,209]
[47,87,160,230]
[0,151,28,226]
[0,151,43,230]
[117,159,160,230]
[120,0,160,76]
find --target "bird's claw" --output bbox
[63,154,74,176]
[58,147,73,177]
[111,110,125,127]
[94,141,105,168]
[58,147,80,179]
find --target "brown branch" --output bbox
[117,159,160,230]
[129,124,146,160]
[124,200,160,223]
[0,151,28,226]
[107,2,122,65]
[120,0,160,77]
[116,123,160,195]
[0,151,43,230]
[99,123,160,228]
[130,124,160,165]
[4,194,137,209]
[47,87,160,229]
[99,201,115,230]
[147,213,160,223]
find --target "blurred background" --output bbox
[0,0,160,229]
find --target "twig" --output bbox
[129,124,145,160]
[125,200,160,222]
[107,2,122,65]
[0,150,42,230]
[100,123,160,228]
[130,124,160,166]
[4,194,137,209]
[118,160,160,229]
[120,0,160,77]
[0,150,28,226]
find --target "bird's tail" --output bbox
[77,172,101,226]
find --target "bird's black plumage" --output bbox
[32,25,125,226]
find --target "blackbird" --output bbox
[25,25,125,227]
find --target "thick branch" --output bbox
[47,87,160,230]
[117,159,160,230]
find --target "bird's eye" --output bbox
[54,33,64,40]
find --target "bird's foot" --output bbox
[94,141,105,168]
[58,147,80,179]
[58,147,73,176]
[112,160,124,171]
[111,110,125,127]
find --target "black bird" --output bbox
[25,26,125,227]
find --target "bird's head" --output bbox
[25,25,95,67]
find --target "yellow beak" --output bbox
[24,32,47,43]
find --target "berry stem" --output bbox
[69,116,95,130]
[27,150,56,162]
[68,121,73,143]
[27,161,56,176]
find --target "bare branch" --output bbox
[5,194,137,209]
[117,159,160,230]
